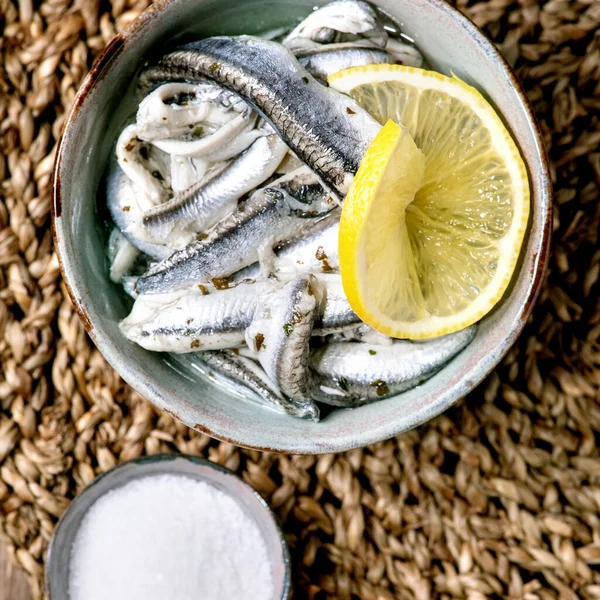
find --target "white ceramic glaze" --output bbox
[52,0,551,454]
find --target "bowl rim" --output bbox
[51,0,552,454]
[44,453,292,599]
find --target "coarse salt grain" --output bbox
[68,474,274,600]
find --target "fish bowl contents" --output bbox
[69,475,274,600]
[104,0,529,421]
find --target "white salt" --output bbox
[68,474,274,600]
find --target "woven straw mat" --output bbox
[1,0,600,598]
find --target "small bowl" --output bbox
[52,0,552,453]
[45,454,291,599]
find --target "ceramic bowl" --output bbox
[45,454,291,599]
[52,0,551,454]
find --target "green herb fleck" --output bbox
[302,76,309,84]
[283,323,294,337]
[192,126,203,137]
[369,349,377,356]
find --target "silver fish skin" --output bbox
[283,0,388,48]
[296,43,393,81]
[326,323,394,346]
[120,281,274,353]
[140,36,382,196]
[310,326,477,406]
[105,155,174,261]
[246,276,321,403]
[121,274,355,353]
[142,135,288,240]
[200,350,320,421]
[230,210,340,282]
[315,274,360,334]
[135,169,334,295]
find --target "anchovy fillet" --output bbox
[246,276,320,403]
[152,111,258,159]
[385,38,424,68]
[107,229,140,283]
[140,35,382,196]
[105,155,174,261]
[230,211,340,282]
[120,281,271,353]
[283,0,388,49]
[120,276,358,353]
[135,168,335,294]
[200,350,320,421]
[317,274,361,333]
[310,326,477,406]
[297,43,393,81]
[116,124,171,208]
[136,82,242,142]
[327,323,394,346]
[142,134,287,239]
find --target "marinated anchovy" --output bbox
[121,275,358,352]
[116,124,171,208]
[140,36,382,196]
[120,281,273,353]
[152,111,259,159]
[143,134,288,240]
[201,350,320,421]
[136,168,335,294]
[315,274,360,334]
[170,155,210,193]
[230,210,340,282]
[297,43,393,81]
[107,229,140,283]
[136,82,237,141]
[327,323,394,346]
[105,155,174,261]
[310,326,477,406]
[385,38,424,68]
[283,0,388,49]
[246,276,321,403]
[136,80,262,162]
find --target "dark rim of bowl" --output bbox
[51,0,553,453]
[44,453,292,599]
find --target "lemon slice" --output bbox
[330,65,530,339]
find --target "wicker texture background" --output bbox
[1,0,600,598]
